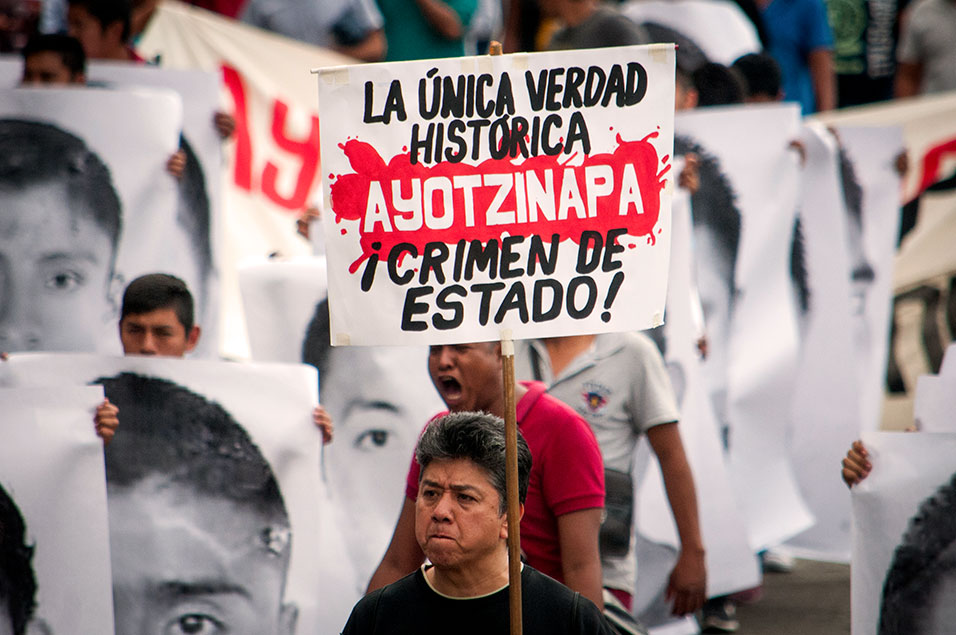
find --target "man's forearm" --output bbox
[808,48,836,112]
[414,0,464,39]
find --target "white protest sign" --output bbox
[0,385,114,635]
[316,44,675,346]
[851,431,956,635]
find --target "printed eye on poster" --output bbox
[316,44,675,346]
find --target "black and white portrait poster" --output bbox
[0,385,114,635]
[851,431,956,635]
[633,190,760,632]
[833,126,904,433]
[239,257,445,593]
[84,62,224,357]
[675,103,813,550]
[0,87,189,356]
[3,352,355,634]
[784,123,862,561]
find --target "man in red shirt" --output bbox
[366,342,606,608]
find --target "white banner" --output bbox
[676,103,813,550]
[0,87,186,355]
[851,431,956,635]
[3,353,355,634]
[317,44,675,345]
[0,385,114,635]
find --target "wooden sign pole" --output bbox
[500,331,522,635]
[488,40,521,635]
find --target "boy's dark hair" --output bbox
[0,482,37,635]
[67,0,132,42]
[692,62,745,107]
[0,119,122,263]
[731,53,782,100]
[120,273,195,333]
[879,472,956,634]
[97,372,289,526]
[416,411,532,515]
[21,33,87,77]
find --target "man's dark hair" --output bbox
[21,33,87,77]
[692,62,745,107]
[176,137,213,310]
[120,273,195,333]
[879,472,956,634]
[0,482,37,635]
[67,0,132,42]
[97,372,289,526]
[731,53,782,100]
[0,119,122,262]
[416,412,532,515]
[675,135,742,306]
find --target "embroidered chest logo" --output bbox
[581,382,611,416]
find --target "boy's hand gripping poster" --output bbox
[316,45,675,345]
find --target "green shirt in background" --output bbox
[377,0,478,61]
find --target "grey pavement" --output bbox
[732,559,851,634]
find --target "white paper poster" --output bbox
[851,431,956,635]
[785,123,862,561]
[676,103,813,550]
[316,44,675,345]
[239,257,445,591]
[835,126,905,432]
[633,191,760,629]
[0,87,185,356]
[85,62,224,355]
[0,385,114,635]
[3,353,354,634]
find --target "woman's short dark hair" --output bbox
[415,411,532,514]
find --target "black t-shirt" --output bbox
[342,566,614,635]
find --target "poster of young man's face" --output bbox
[3,353,352,634]
[239,257,444,592]
[633,191,759,629]
[851,431,956,635]
[832,126,904,433]
[783,123,861,561]
[0,385,114,635]
[0,87,218,358]
[675,103,812,550]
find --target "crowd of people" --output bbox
[2,0,954,633]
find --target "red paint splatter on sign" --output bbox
[329,134,668,273]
